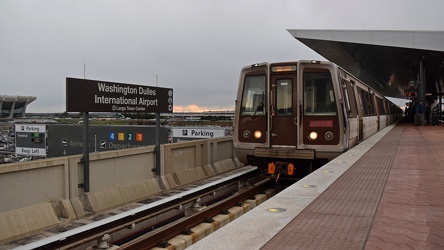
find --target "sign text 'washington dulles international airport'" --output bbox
[66,77,173,113]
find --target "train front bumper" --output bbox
[254,148,315,160]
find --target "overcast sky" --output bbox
[2,0,444,113]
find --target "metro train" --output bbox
[233,60,403,179]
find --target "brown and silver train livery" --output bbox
[233,60,403,179]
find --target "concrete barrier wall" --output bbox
[0,157,70,213]
[87,146,157,191]
[208,136,243,174]
[76,146,161,217]
[161,136,242,189]
[0,145,162,243]
[0,137,239,243]
[0,157,71,242]
[208,136,236,163]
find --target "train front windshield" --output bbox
[241,75,266,116]
[304,71,337,115]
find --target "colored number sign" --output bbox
[136,133,143,142]
[127,133,134,141]
[118,133,125,141]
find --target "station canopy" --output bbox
[287,29,444,101]
[0,95,36,118]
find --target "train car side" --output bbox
[233,60,402,179]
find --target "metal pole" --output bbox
[83,112,90,192]
[155,113,160,175]
[419,61,425,102]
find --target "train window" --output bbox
[377,98,385,115]
[341,79,352,117]
[359,89,368,115]
[276,79,292,116]
[368,93,375,115]
[240,75,266,116]
[303,71,337,115]
[347,80,358,118]
[359,89,375,116]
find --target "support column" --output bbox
[9,100,16,119]
[21,100,30,118]
[0,99,3,117]
[419,61,426,102]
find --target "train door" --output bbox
[269,64,298,146]
[341,77,359,147]
[374,94,380,131]
[353,85,364,142]
[299,62,340,147]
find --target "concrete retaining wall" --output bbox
[161,136,241,189]
[0,136,240,243]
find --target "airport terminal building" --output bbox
[0,95,36,119]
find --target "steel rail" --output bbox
[118,178,272,249]
[15,166,258,250]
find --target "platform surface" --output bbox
[189,120,444,250]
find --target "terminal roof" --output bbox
[287,29,444,100]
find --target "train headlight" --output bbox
[254,130,262,139]
[242,130,251,138]
[308,131,318,140]
[324,131,334,140]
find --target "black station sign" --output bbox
[46,124,169,157]
[66,77,173,113]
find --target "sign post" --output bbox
[155,113,160,175]
[82,112,90,192]
[66,78,173,192]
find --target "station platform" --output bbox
[189,120,444,249]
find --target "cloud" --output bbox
[1,0,443,113]
[173,104,232,113]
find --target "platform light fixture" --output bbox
[302,184,316,188]
[267,207,286,213]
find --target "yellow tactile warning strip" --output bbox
[262,122,444,249]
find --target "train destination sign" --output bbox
[66,77,173,113]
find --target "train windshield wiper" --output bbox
[252,102,264,119]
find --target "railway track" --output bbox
[12,166,286,250]
[118,177,273,249]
